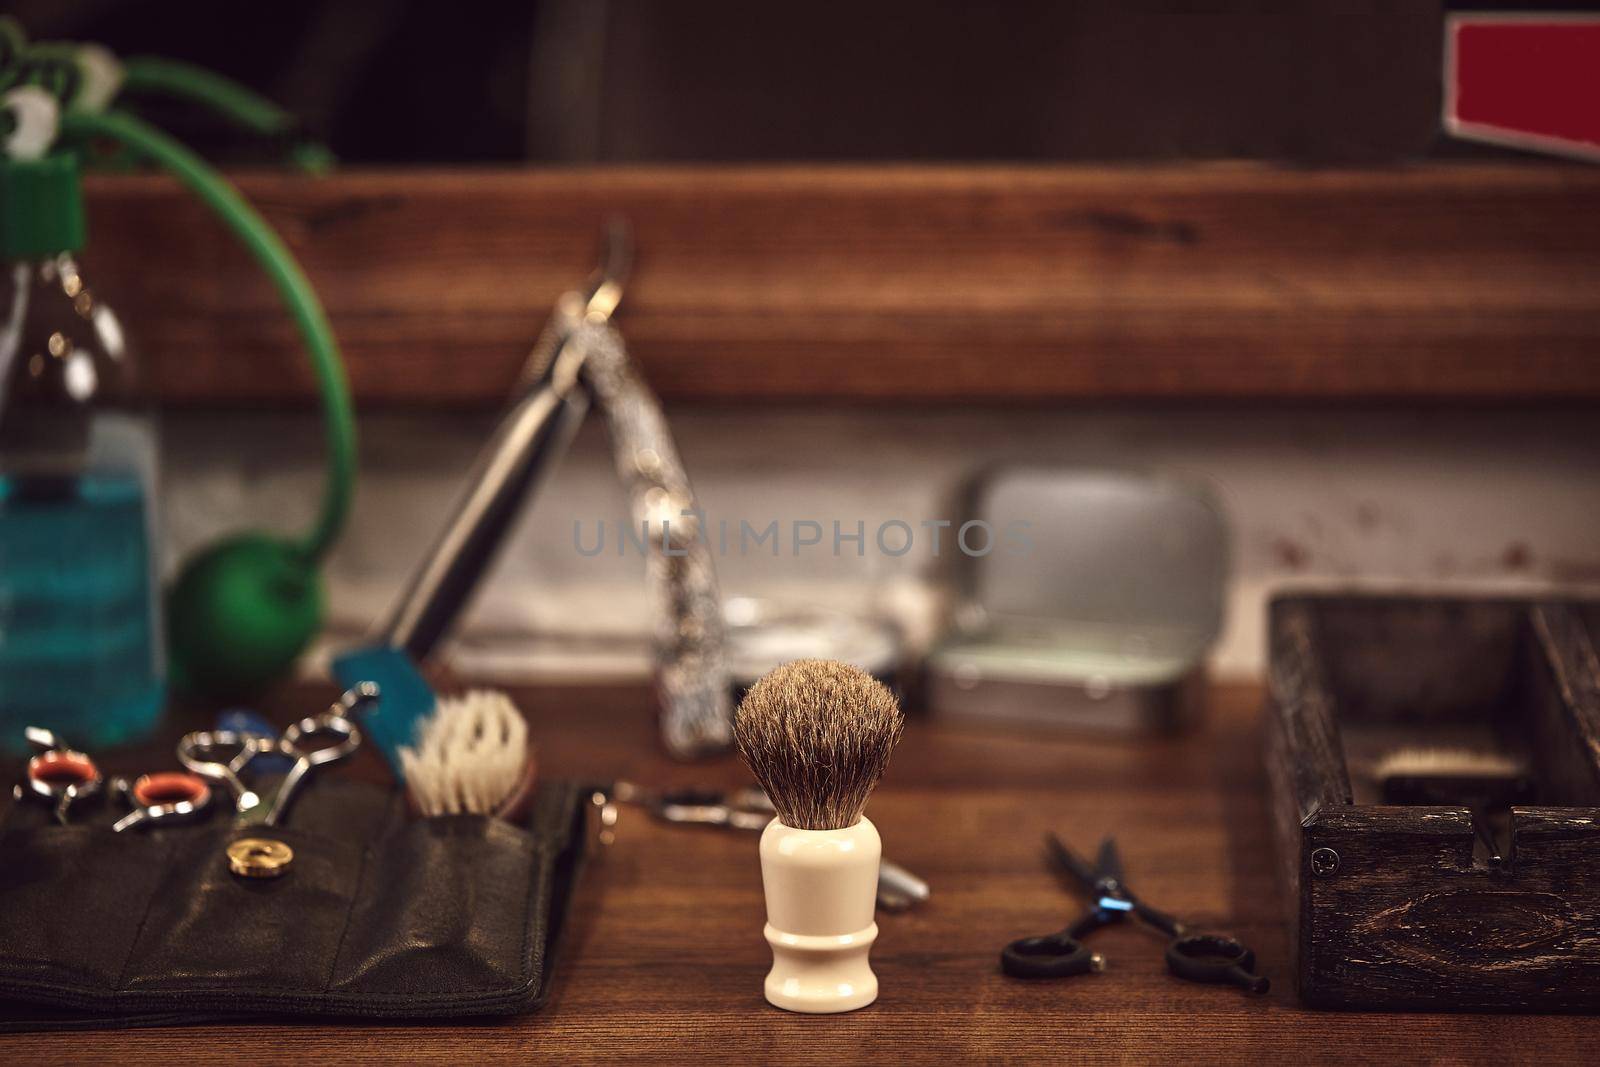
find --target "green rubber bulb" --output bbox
[166,532,323,697]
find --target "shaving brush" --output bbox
[734,659,905,1013]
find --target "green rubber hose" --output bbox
[62,106,354,560]
[120,57,294,137]
[60,107,356,693]
[117,57,333,173]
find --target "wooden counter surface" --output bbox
[4,682,1597,1064]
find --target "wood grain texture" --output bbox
[1266,598,1352,822]
[3,682,1597,1064]
[1268,596,1600,1011]
[1530,604,1600,804]
[77,164,1600,407]
[1302,803,1600,1012]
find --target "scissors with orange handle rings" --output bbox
[15,727,102,824]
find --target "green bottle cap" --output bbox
[0,152,86,259]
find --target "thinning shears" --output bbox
[15,726,214,831]
[1001,833,1269,994]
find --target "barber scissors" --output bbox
[178,683,374,826]
[14,727,102,824]
[1001,833,1269,994]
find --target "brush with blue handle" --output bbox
[333,232,625,786]
[330,298,590,778]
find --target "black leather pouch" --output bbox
[0,777,588,1030]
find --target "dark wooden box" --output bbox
[1264,594,1600,1011]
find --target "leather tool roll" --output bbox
[0,778,589,1030]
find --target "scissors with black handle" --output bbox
[1001,833,1269,994]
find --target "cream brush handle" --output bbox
[758,816,881,1014]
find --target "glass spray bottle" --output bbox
[0,146,165,752]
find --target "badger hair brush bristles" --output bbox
[734,659,904,831]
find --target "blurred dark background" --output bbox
[4,0,1590,164]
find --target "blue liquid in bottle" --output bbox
[0,467,165,751]
[1,180,169,755]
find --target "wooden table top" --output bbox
[5,681,1597,1064]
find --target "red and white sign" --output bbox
[1445,13,1600,162]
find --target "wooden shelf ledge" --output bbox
[80,164,1600,406]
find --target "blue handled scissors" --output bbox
[1001,833,1269,994]
[177,683,375,826]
